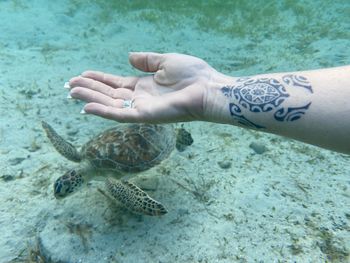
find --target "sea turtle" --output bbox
[41,121,193,216]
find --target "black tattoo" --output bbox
[282,74,313,93]
[223,78,289,112]
[274,102,311,122]
[228,102,265,129]
[221,75,312,128]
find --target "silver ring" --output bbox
[122,99,134,109]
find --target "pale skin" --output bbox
[68,52,350,154]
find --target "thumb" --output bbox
[128,52,164,73]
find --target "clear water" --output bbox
[1,0,349,262]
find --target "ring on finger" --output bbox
[122,99,134,109]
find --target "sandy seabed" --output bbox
[0,1,349,262]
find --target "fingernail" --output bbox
[80,108,86,114]
[64,82,70,89]
[66,93,72,99]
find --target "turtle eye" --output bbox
[53,180,63,198]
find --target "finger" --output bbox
[84,103,140,123]
[108,88,133,100]
[69,77,133,99]
[129,52,165,73]
[70,87,125,107]
[81,71,139,90]
[69,76,116,94]
[70,74,137,92]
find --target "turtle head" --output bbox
[54,169,84,198]
[175,126,194,152]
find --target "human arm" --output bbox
[204,65,350,154]
[68,52,350,154]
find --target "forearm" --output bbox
[205,66,350,154]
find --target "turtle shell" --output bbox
[81,124,175,173]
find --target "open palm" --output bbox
[69,52,218,123]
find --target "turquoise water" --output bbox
[1,0,349,262]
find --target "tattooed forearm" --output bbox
[221,75,312,129]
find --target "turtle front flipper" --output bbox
[105,178,167,216]
[42,121,81,162]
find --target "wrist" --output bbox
[202,73,237,124]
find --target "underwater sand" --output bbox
[0,0,349,262]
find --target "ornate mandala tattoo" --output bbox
[225,78,289,112]
[221,75,312,129]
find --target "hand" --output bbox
[68,52,223,123]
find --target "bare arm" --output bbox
[68,52,350,154]
[204,66,350,153]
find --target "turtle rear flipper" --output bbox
[105,178,167,216]
[42,121,81,162]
